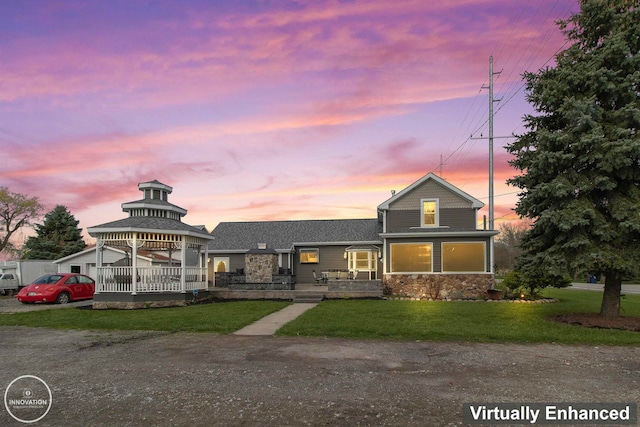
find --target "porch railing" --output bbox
[97,266,207,293]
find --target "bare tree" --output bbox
[0,187,44,255]
[494,220,531,274]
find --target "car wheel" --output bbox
[56,292,70,304]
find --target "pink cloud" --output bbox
[0,0,576,237]
[1,0,571,118]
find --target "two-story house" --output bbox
[209,172,498,299]
[377,172,498,299]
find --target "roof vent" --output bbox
[257,243,267,250]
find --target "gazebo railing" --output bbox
[97,266,207,293]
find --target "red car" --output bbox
[17,273,95,304]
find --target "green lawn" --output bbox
[277,288,640,345]
[0,300,290,334]
[1,290,639,345]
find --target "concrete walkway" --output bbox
[233,303,318,336]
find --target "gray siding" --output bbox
[441,208,477,229]
[389,180,472,210]
[386,210,420,232]
[294,245,383,283]
[295,245,348,283]
[385,208,478,232]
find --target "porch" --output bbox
[96,266,208,293]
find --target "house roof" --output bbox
[209,219,382,252]
[377,172,484,210]
[87,217,214,240]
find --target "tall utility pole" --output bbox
[471,57,505,274]
[482,55,500,231]
[481,56,501,275]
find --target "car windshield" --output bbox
[33,275,63,284]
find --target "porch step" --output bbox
[292,293,324,303]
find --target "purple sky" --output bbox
[1,0,577,243]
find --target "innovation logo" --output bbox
[4,375,52,424]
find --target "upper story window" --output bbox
[421,199,439,227]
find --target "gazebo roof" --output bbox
[87,179,214,241]
[88,217,213,240]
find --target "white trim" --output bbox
[421,198,439,227]
[213,257,230,273]
[292,240,382,247]
[87,226,214,240]
[380,231,498,238]
[384,272,495,276]
[121,201,187,215]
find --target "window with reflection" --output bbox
[422,199,438,227]
[390,243,432,273]
[300,248,319,264]
[442,242,485,272]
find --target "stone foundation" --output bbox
[383,274,493,300]
[228,282,295,291]
[215,272,295,290]
[327,280,382,292]
[92,291,210,309]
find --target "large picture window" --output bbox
[421,199,439,227]
[442,242,485,272]
[299,248,319,264]
[390,243,432,273]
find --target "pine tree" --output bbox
[23,205,86,260]
[506,0,640,318]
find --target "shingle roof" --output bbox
[209,219,382,252]
[87,217,213,239]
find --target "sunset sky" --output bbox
[1,0,578,243]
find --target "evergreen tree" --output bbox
[23,205,86,260]
[506,0,640,318]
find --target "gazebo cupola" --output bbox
[87,180,215,309]
[122,180,187,221]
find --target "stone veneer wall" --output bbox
[245,253,279,284]
[327,280,382,292]
[383,274,494,300]
[93,292,211,309]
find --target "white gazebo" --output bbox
[87,180,214,309]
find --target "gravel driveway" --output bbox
[0,325,639,426]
